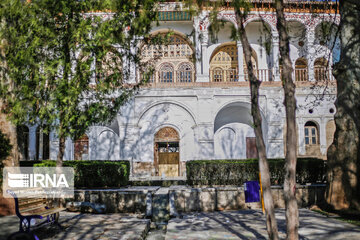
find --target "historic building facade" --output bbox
[19,1,339,178]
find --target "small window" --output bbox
[212,68,224,82]
[304,121,319,145]
[177,63,193,82]
[158,63,174,83]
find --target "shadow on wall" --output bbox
[96,130,120,160]
[120,100,199,177]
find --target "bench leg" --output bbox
[19,217,31,232]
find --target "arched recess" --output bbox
[136,101,196,171]
[17,125,29,160]
[315,21,340,64]
[154,127,180,177]
[304,121,321,156]
[98,130,120,160]
[36,127,50,160]
[287,21,306,48]
[243,19,272,80]
[295,58,308,82]
[314,57,331,81]
[74,134,89,160]
[213,102,267,159]
[139,31,195,83]
[209,43,239,82]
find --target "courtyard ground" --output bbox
[1,209,359,240]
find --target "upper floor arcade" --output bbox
[128,1,340,87]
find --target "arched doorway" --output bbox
[154,127,180,177]
[74,134,89,160]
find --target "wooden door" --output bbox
[158,152,179,177]
[246,137,258,159]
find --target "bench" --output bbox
[7,190,66,233]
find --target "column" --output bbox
[306,27,316,82]
[38,128,43,160]
[272,32,280,81]
[28,126,37,160]
[127,42,137,84]
[297,119,306,155]
[198,32,210,82]
[193,16,202,80]
[237,41,245,81]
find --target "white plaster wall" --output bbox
[47,11,338,166]
[136,101,196,162]
[151,21,194,41]
[214,123,255,159]
[90,126,120,160]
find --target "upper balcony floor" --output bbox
[129,6,339,88]
[89,2,340,89]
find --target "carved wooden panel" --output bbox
[154,127,179,142]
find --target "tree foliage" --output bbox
[0,0,158,162]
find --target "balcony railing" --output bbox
[244,69,273,82]
[295,68,308,82]
[314,67,334,82]
[280,67,334,82]
[211,68,273,82]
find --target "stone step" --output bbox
[152,188,170,224]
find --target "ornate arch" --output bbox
[154,127,180,142]
[137,100,197,126]
[140,31,195,83]
[177,62,194,82]
[158,63,174,83]
[295,58,308,82]
[243,14,277,32]
[210,43,238,82]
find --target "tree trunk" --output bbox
[235,9,279,240]
[326,0,360,211]
[57,134,65,167]
[275,1,299,239]
[0,105,19,168]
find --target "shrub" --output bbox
[34,160,130,188]
[186,158,326,186]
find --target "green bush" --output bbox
[186,158,326,186]
[34,160,130,188]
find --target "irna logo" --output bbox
[7,173,69,188]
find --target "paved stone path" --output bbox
[166,209,360,240]
[0,212,150,240]
[1,209,360,240]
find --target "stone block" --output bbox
[173,190,186,213]
[90,193,99,203]
[217,189,241,210]
[185,189,201,212]
[199,188,216,212]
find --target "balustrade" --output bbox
[244,69,273,82]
